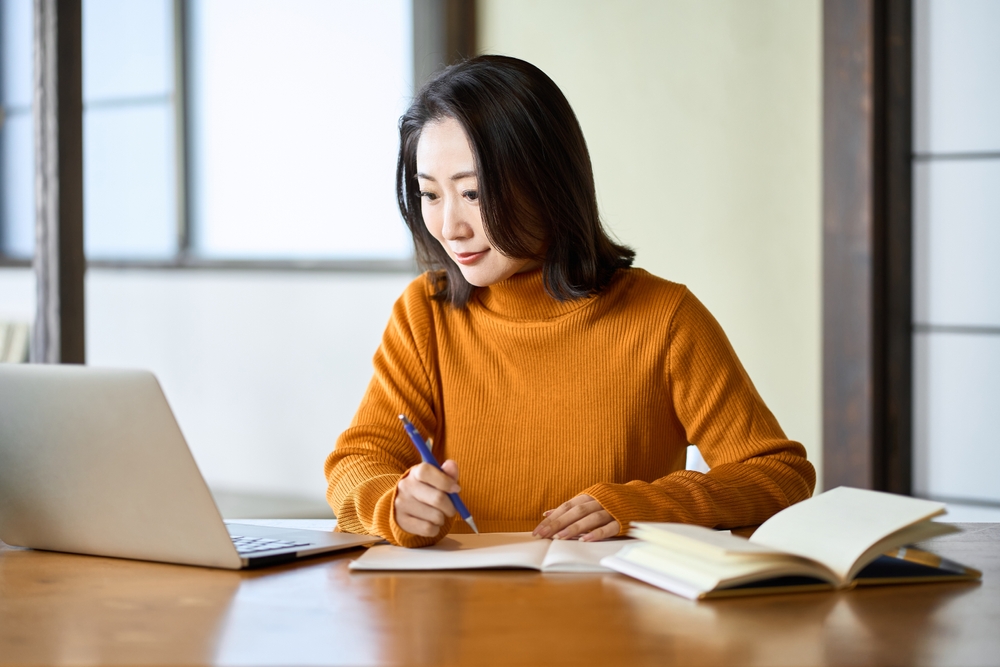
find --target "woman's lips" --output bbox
[453,249,489,265]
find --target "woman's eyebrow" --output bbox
[416,170,477,181]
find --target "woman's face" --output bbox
[416,117,539,287]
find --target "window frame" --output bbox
[0,0,474,273]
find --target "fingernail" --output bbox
[542,510,552,517]
[536,526,550,538]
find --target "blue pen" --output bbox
[398,415,479,534]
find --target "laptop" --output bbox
[0,364,380,569]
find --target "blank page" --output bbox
[749,487,946,582]
[540,539,634,572]
[630,523,785,561]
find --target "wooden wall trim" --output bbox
[822,0,912,493]
[881,0,913,495]
[445,0,476,62]
[413,0,446,90]
[413,0,477,92]
[31,0,86,364]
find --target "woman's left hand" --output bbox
[531,494,620,542]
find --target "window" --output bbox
[0,0,34,258]
[0,0,416,264]
[188,0,413,260]
[84,0,178,259]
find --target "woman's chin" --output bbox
[459,270,496,288]
[455,257,537,288]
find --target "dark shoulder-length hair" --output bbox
[396,55,635,308]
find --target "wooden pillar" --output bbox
[822,0,911,493]
[444,0,476,63]
[32,0,85,364]
[413,0,477,91]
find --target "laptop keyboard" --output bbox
[231,535,314,555]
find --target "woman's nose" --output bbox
[441,200,471,241]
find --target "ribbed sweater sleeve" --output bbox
[583,291,815,531]
[324,280,455,547]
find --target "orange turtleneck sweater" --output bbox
[324,268,815,547]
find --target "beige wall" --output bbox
[479,0,822,483]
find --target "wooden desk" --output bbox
[1,523,997,666]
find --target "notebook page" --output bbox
[749,487,946,583]
[349,533,551,571]
[612,542,838,590]
[630,523,785,561]
[539,538,634,572]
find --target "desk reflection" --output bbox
[0,546,240,665]
[213,556,387,666]
[0,539,991,667]
[208,526,993,666]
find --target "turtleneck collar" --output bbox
[473,269,596,321]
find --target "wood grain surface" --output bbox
[1,524,997,666]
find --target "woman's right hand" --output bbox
[394,460,461,537]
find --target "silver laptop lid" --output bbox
[0,364,242,569]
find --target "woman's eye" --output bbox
[463,190,479,202]
[419,191,437,201]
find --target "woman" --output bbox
[324,55,815,548]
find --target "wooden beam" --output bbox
[822,0,912,493]
[32,0,85,364]
[881,0,913,495]
[413,0,446,90]
[823,0,877,490]
[413,0,477,91]
[445,0,476,63]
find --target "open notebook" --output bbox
[349,533,631,572]
[601,487,980,599]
